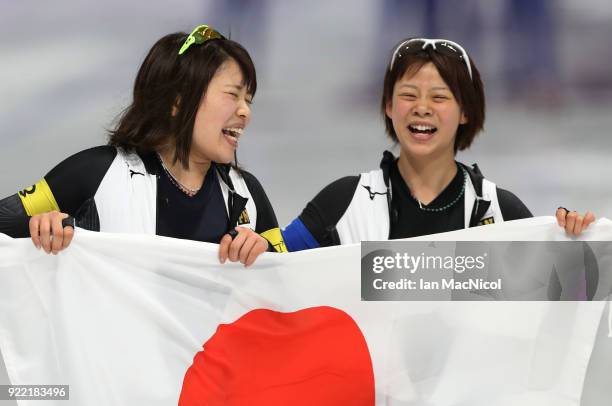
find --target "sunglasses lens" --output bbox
[193,32,204,43]
[179,25,224,55]
[400,40,426,54]
[391,39,472,79]
[434,42,462,57]
[193,27,222,44]
[398,40,464,65]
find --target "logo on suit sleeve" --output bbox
[19,185,36,197]
[478,216,495,225]
[361,185,387,201]
[129,169,145,178]
[237,209,250,225]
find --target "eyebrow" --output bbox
[225,84,246,90]
[397,84,450,91]
[397,84,418,90]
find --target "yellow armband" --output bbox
[260,227,287,253]
[17,178,60,216]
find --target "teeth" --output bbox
[411,124,435,131]
[223,127,243,136]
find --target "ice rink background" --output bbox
[1,1,612,404]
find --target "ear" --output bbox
[459,111,468,125]
[385,100,393,119]
[171,97,181,117]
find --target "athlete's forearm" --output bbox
[0,194,31,238]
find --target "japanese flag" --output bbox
[0,217,611,405]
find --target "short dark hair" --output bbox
[108,32,256,167]
[380,39,485,152]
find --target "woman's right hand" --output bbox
[29,211,74,254]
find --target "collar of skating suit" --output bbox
[379,150,486,198]
[379,151,396,188]
[213,164,249,232]
[141,151,248,231]
[379,150,491,226]
[458,162,492,227]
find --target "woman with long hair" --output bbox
[0,25,286,265]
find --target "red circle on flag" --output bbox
[179,306,375,405]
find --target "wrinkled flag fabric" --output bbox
[0,217,611,405]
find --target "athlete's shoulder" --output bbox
[456,161,532,220]
[236,168,265,191]
[42,145,118,215]
[64,145,117,164]
[74,145,117,161]
[314,175,361,202]
[47,145,117,176]
[496,187,533,220]
[231,167,274,208]
[299,175,361,233]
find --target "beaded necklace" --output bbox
[411,166,468,212]
[156,154,201,197]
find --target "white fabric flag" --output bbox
[0,216,611,405]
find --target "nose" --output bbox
[237,98,251,122]
[412,98,432,117]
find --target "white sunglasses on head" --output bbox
[390,38,473,80]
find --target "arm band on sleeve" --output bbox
[260,227,287,253]
[282,218,320,252]
[17,178,60,216]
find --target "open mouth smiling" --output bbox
[408,124,437,135]
[222,127,242,147]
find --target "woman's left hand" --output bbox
[219,227,269,267]
[555,207,596,236]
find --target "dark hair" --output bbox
[381,39,485,152]
[108,32,256,167]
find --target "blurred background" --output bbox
[1,0,612,402]
[1,0,612,225]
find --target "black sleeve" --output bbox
[0,146,116,238]
[241,170,279,232]
[497,187,533,221]
[0,195,30,237]
[45,146,117,214]
[298,176,360,247]
[241,170,286,252]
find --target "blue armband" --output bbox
[281,218,320,252]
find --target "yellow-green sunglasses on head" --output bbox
[178,24,225,55]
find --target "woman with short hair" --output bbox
[282,38,593,250]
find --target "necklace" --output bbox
[156,153,201,197]
[412,167,468,212]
